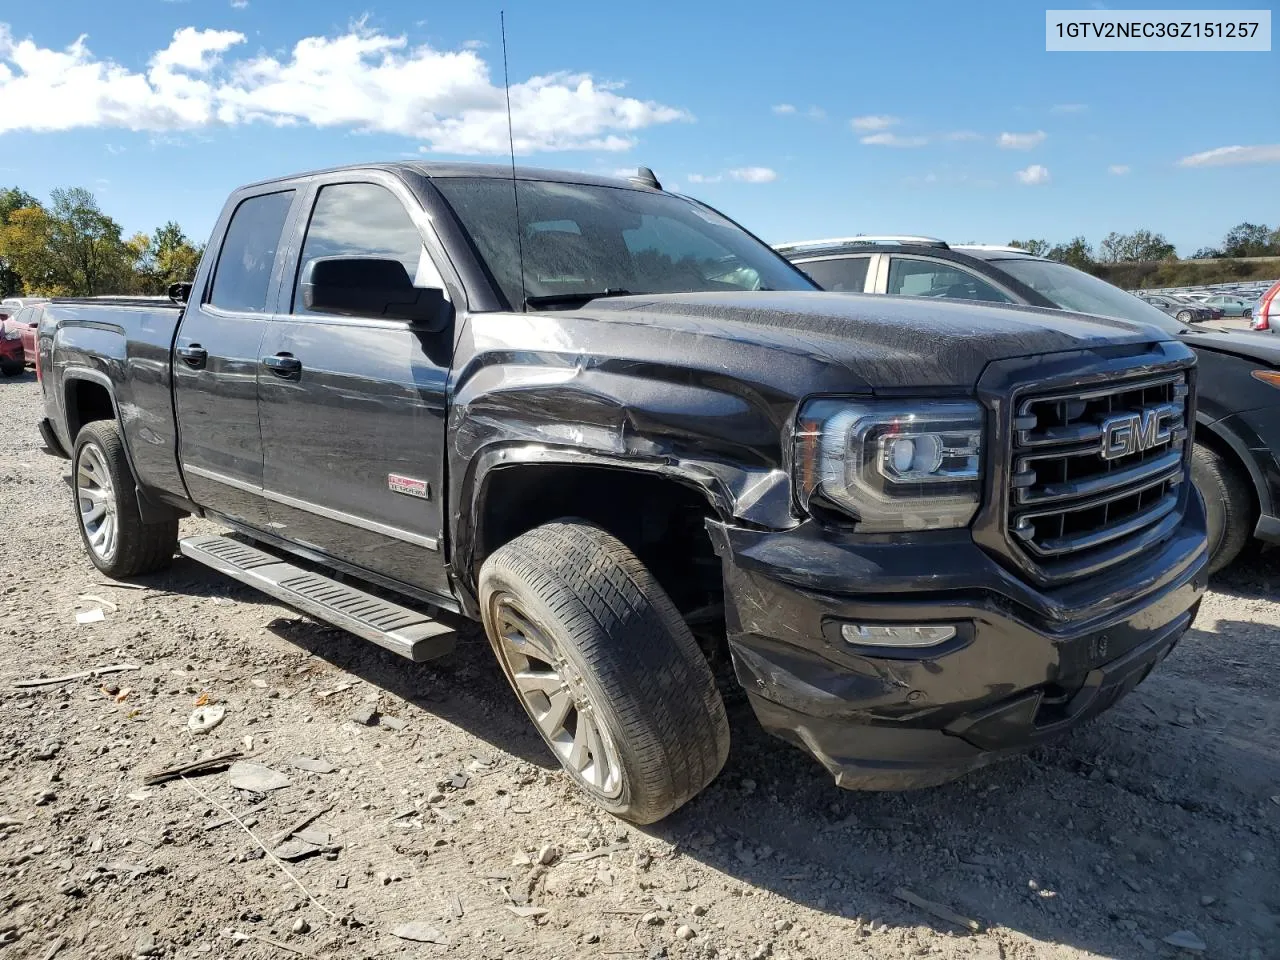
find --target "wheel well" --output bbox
[1194,423,1260,515]
[64,379,116,441]
[475,464,725,632]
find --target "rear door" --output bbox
[256,174,454,597]
[173,188,300,527]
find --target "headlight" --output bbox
[795,400,983,532]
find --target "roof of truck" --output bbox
[240,161,650,191]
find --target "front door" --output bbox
[256,177,453,597]
[174,189,299,527]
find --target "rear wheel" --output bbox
[479,519,729,824]
[1,361,22,377]
[72,421,177,577]
[1242,308,1252,319]
[1191,441,1254,574]
[1176,310,1193,323]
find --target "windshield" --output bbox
[995,258,1181,333]
[433,178,816,310]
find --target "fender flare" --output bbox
[1194,412,1273,519]
[61,368,177,524]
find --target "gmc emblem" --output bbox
[1099,403,1179,460]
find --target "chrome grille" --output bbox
[1008,373,1190,580]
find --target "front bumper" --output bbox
[707,494,1208,790]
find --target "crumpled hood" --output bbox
[585,291,1167,389]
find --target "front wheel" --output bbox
[479,520,729,824]
[1242,308,1252,319]
[1175,310,1193,323]
[72,421,178,577]
[1191,442,1254,574]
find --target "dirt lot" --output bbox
[2,372,1278,960]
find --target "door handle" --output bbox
[262,353,302,378]
[177,344,207,369]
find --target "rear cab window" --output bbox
[208,191,296,313]
[798,257,872,292]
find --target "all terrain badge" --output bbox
[387,474,430,499]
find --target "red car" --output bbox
[0,298,48,376]
[1252,278,1280,333]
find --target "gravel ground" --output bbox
[2,372,1278,960]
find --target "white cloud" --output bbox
[1178,144,1280,167]
[941,130,981,141]
[1108,163,1130,175]
[728,166,776,183]
[1016,164,1051,185]
[860,132,928,147]
[772,103,796,115]
[999,130,1047,150]
[1051,103,1087,113]
[851,114,899,131]
[686,172,722,184]
[105,142,125,154]
[0,22,690,154]
[230,0,248,8]
[461,39,486,50]
[805,105,825,120]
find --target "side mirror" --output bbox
[301,256,452,333]
[168,281,192,304]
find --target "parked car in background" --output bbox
[1252,279,1280,333]
[1170,294,1224,320]
[780,237,1280,572]
[1139,294,1216,323]
[33,165,1209,821]
[5,301,49,368]
[1196,294,1255,318]
[0,317,24,375]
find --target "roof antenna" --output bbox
[501,11,527,312]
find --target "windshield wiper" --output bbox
[524,289,638,310]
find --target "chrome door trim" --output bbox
[182,463,440,551]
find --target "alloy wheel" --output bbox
[77,442,118,562]
[490,593,624,798]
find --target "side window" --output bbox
[886,257,1011,303]
[209,191,295,313]
[799,257,871,292]
[293,183,431,314]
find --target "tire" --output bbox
[1176,310,1193,323]
[1243,308,1252,320]
[1191,442,1254,575]
[72,420,178,577]
[479,519,729,824]
[1,361,22,377]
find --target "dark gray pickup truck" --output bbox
[37,162,1208,823]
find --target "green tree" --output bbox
[1220,222,1277,258]
[1009,238,1050,256]
[1099,229,1176,263]
[126,221,203,294]
[1047,236,1094,269]
[0,187,133,295]
[0,187,41,296]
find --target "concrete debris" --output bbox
[291,918,309,935]
[677,924,697,941]
[380,715,407,731]
[349,704,378,726]
[506,906,549,920]
[392,922,449,944]
[537,843,560,865]
[1163,930,1207,952]
[31,742,60,760]
[227,761,291,792]
[75,607,105,625]
[187,705,226,736]
[893,887,982,933]
[289,756,336,774]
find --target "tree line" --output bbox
[1009,222,1280,269]
[0,186,202,299]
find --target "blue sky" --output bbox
[0,0,1275,254]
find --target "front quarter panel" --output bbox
[447,308,864,580]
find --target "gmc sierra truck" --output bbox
[37,163,1208,823]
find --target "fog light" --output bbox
[840,623,957,647]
